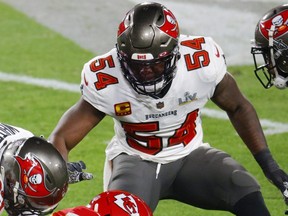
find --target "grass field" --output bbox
[1,2,288,215]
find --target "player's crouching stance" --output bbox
[49,2,288,216]
[52,190,153,216]
[0,123,68,215]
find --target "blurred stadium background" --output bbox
[0,0,287,215]
[2,0,287,65]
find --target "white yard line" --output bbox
[202,108,288,136]
[1,71,288,135]
[0,71,80,92]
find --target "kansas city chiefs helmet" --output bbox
[117,2,180,98]
[87,190,153,216]
[0,136,68,215]
[251,4,288,89]
[52,206,101,216]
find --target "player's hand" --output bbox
[254,149,288,206]
[67,161,93,184]
[264,168,288,205]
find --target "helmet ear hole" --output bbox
[46,174,52,184]
[156,14,164,24]
[18,195,26,205]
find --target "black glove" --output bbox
[254,148,288,205]
[67,161,93,184]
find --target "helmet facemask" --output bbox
[118,46,180,98]
[4,181,61,216]
[251,44,274,89]
[3,191,59,216]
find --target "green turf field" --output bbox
[0,2,287,215]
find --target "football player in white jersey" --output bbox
[49,2,288,215]
[0,123,68,215]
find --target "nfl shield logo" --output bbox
[156,102,164,109]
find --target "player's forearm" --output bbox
[227,101,268,155]
[48,133,70,161]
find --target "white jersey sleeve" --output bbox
[0,123,34,146]
[179,34,226,86]
[80,35,227,164]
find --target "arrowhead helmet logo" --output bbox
[114,193,140,215]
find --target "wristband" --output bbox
[254,148,279,173]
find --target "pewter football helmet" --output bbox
[117,2,180,98]
[1,136,68,215]
[251,4,288,89]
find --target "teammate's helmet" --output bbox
[1,136,68,215]
[87,190,153,215]
[117,2,180,98]
[251,4,288,89]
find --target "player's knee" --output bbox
[232,191,270,216]
[230,169,263,210]
[231,170,260,188]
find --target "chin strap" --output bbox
[13,182,20,204]
[268,25,276,67]
[268,25,288,89]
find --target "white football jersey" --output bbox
[81,35,226,164]
[0,123,34,214]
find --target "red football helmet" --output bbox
[52,206,101,216]
[88,190,153,216]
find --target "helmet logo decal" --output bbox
[260,10,288,39]
[131,53,154,60]
[158,9,179,39]
[117,13,132,37]
[15,153,52,197]
[114,193,139,215]
[118,21,126,36]
[159,51,169,58]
